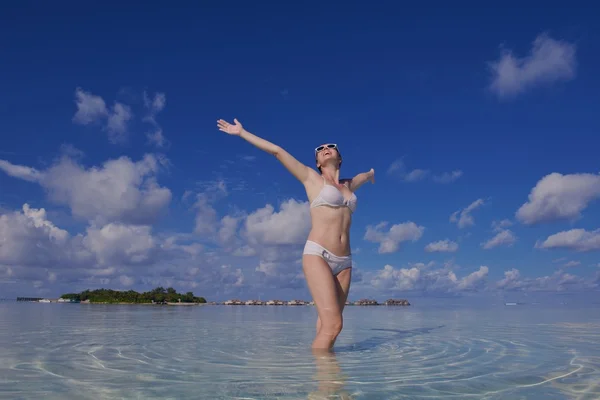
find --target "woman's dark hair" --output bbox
[316,148,342,173]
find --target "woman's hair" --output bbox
[316,148,342,173]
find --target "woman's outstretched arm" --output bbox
[217,118,315,184]
[348,168,375,192]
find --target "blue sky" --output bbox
[1,1,599,302]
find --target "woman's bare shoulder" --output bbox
[302,169,324,196]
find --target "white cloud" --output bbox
[190,183,310,288]
[495,268,589,292]
[404,169,429,182]
[143,91,168,148]
[143,91,166,113]
[0,154,172,225]
[370,264,420,291]
[424,239,458,253]
[195,195,314,289]
[535,229,600,252]
[19,204,69,243]
[82,223,157,266]
[450,198,485,228]
[369,263,488,293]
[233,245,257,257]
[243,199,311,246]
[219,215,242,244]
[0,204,163,274]
[0,204,72,267]
[387,159,429,182]
[119,275,135,287]
[482,221,517,249]
[516,172,600,225]
[492,219,513,230]
[72,87,133,143]
[0,265,14,281]
[0,160,43,182]
[146,130,166,148]
[496,268,523,290]
[456,266,489,291]
[364,221,425,253]
[387,159,462,184]
[432,170,463,184]
[106,103,132,140]
[249,244,305,290]
[0,202,250,297]
[194,196,220,236]
[72,88,108,124]
[488,33,576,99]
[564,261,581,268]
[255,261,279,277]
[192,179,230,237]
[59,144,85,159]
[217,265,245,287]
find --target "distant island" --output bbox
[60,287,207,304]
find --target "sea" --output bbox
[0,301,599,399]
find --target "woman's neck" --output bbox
[321,165,340,183]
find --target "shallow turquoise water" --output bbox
[0,302,599,399]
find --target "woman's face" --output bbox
[315,143,340,168]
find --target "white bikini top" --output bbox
[310,178,357,213]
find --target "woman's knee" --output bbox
[321,314,343,336]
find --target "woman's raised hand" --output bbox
[368,168,375,183]
[217,118,243,136]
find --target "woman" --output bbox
[217,118,375,350]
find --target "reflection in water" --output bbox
[309,349,352,400]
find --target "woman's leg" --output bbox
[316,268,352,334]
[309,348,351,399]
[303,255,345,349]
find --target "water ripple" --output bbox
[0,304,598,399]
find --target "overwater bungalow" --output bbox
[58,298,80,303]
[287,300,307,305]
[224,299,244,305]
[245,300,265,305]
[384,299,411,306]
[354,298,379,306]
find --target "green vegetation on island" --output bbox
[60,287,207,304]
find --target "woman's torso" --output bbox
[305,177,356,256]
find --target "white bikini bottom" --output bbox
[303,240,353,276]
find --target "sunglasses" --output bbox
[315,143,338,154]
